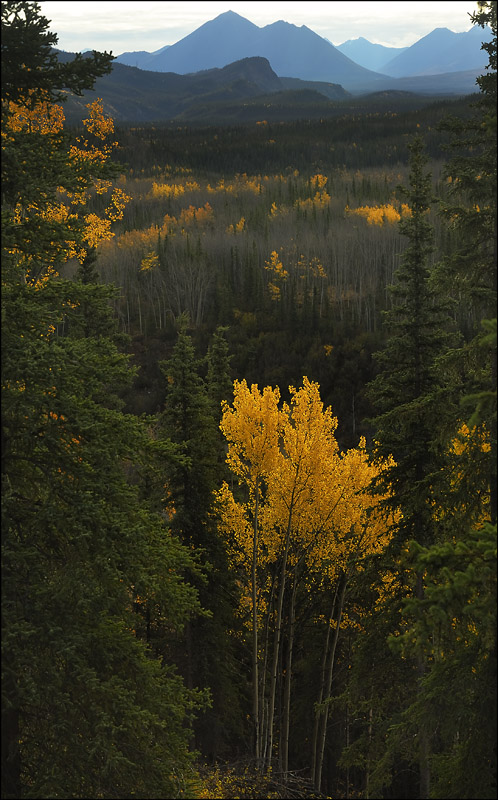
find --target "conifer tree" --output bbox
[366,134,454,798]
[2,5,206,796]
[158,325,243,760]
[367,135,453,547]
[436,0,497,522]
[392,7,497,795]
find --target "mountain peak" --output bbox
[213,10,249,21]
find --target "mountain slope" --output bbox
[58,54,287,124]
[382,25,492,76]
[118,10,261,73]
[56,47,479,128]
[116,10,389,91]
[336,37,407,71]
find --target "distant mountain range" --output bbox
[116,11,384,92]
[55,10,492,125]
[114,10,491,92]
[335,37,407,72]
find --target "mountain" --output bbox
[116,11,260,72]
[57,53,350,125]
[382,25,493,77]
[336,37,408,72]
[115,10,390,92]
[113,50,156,68]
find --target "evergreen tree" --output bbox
[206,325,234,480]
[2,4,206,796]
[158,325,244,760]
[206,326,233,420]
[392,7,497,795]
[1,276,205,799]
[159,323,219,542]
[367,135,454,547]
[436,0,497,522]
[365,135,454,798]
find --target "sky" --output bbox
[38,1,481,55]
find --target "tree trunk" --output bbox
[260,571,276,765]
[311,580,339,786]
[315,571,348,793]
[282,575,297,779]
[252,486,261,767]
[265,520,292,771]
[416,570,431,799]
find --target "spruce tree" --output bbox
[436,0,496,523]
[158,326,243,760]
[366,134,454,798]
[2,5,206,796]
[393,8,497,795]
[367,134,453,549]
[1,276,205,798]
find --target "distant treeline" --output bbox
[107,94,476,176]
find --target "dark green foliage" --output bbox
[394,523,497,799]
[435,0,497,522]
[1,276,205,798]
[159,324,219,537]
[206,326,233,418]
[158,325,245,760]
[367,135,454,548]
[1,4,207,797]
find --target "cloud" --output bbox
[39,0,480,54]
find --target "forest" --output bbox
[1,2,496,799]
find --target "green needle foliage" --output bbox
[367,134,454,551]
[1,4,207,797]
[158,325,244,760]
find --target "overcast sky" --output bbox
[38,1,481,55]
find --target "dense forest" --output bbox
[2,3,496,800]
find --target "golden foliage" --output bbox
[264,251,289,301]
[216,378,398,620]
[4,97,130,278]
[6,96,65,134]
[346,202,412,226]
[139,251,160,272]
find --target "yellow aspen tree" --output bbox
[4,96,130,285]
[263,378,340,772]
[218,379,283,767]
[216,378,398,781]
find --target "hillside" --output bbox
[59,55,298,124]
[58,47,479,128]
